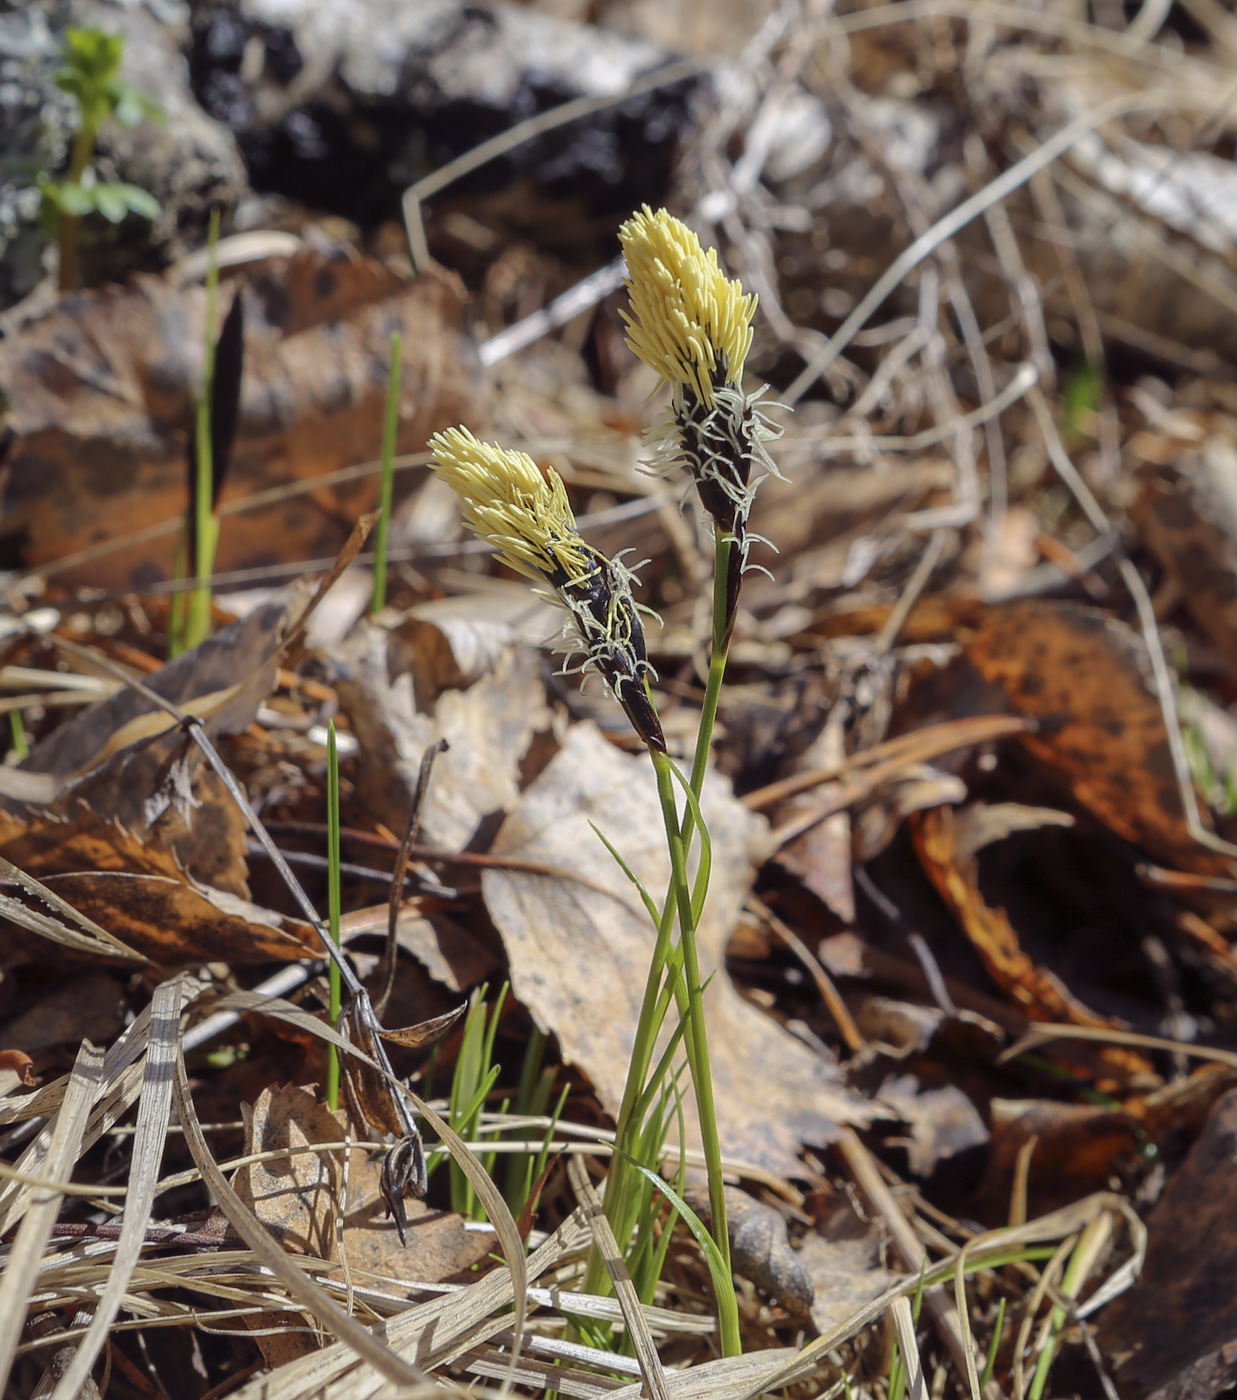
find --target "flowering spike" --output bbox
[619,206,756,408]
[429,427,665,752]
[620,207,785,642]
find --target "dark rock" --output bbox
[187,0,699,238]
[1099,1088,1237,1400]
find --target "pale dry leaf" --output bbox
[484,723,872,1176]
[236,1085,345,1261]
[235,1084,350,1366]
[799,1228,900,1338]
[875,1074,989,1177]
[339,622,549,848]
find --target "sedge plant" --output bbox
[170,209,245,656]
[426,207,783,1357]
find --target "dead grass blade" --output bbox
[567,1155,670,1400]
[891,1296,928,1400]
[226,1210,591,1400]
[0,1008,154,1229]
[0,1038,104,1390]
[46,977,193,1400]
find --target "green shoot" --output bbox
[370,332,402,614]
[980,1297,1007,1392]
[446,983,507,1219]
[1028,1214,1111,1400]
[503,1025,558,1217]
[325,720,343,1111]
[8,712,28,761]
[185,209,221,652]
[1061,359,1102,448]
[38,27,160,291]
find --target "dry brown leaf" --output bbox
[484,723,872,1176]
[40,871,315,966]
[974,1098,1141,1222]
[0,251,478,590]
[775,715,854,923]
[875,1074,989,1178]
[0,975,125,1053]
[332,1150,495,1296]
[17,589,306,845]
[799,1198,899,1339]
[966,602,1227,874]
[235,1085,345,1364]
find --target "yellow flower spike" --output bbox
[619,205,756,407]
[427,426,591,587]
[429,426,666,752]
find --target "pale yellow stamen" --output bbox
[428,427,592,584]
[619,205,756,408]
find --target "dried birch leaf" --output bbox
[338,622,549,848]
[484,723,872,1175]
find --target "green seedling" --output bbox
[1061,359,1102,448]
[8,712,28,761]
[443,984,507,1220]
[171,209,244,656]
[38,27,161,291]
[979,1296,1007,1392]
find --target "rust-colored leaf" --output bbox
[966,601,1225,874]
[0,809,316,966]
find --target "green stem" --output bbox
[8,711,28,760]
[591,529,739,1349]
[185,208,221,651]
[370,331,402,614]
[652,748,737,1354]
[57,120,96,292]
[325,720,343,1111]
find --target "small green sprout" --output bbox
[37,27,161,291]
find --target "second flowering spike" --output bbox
[429,427,666,753]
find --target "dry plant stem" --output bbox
[370,331,402,614]
[325,721,343,1111]
[837,1129,985,1395]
